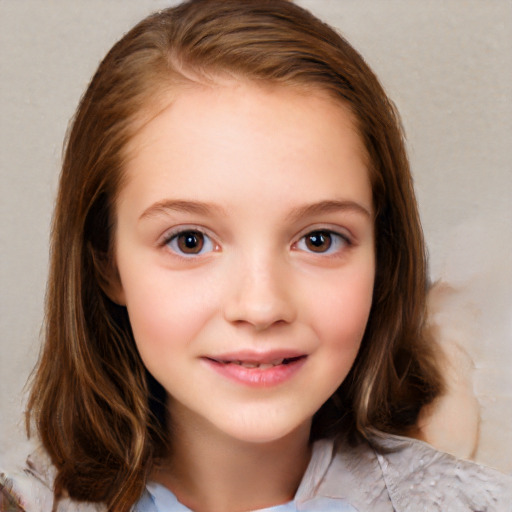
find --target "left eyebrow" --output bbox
[138,199,227,221]
[286,200,372,222]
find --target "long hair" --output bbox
[27,0,443,509]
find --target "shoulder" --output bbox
[368,432,512,511]
[1,443,55,512]
[1,443,105,512]
[1,480,25,512]
[313,433,512,511]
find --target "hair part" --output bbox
[27,1,443,509]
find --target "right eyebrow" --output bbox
[286,199,373,222]
[139,199,227,221]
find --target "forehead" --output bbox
[124,78,365,158]
[118,80,371,215]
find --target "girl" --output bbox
[1,0,510,510]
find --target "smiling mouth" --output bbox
[203,353,307,386]
[206,356,305,370]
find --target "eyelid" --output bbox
[293,224,353,243]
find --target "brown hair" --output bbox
[27,0,443,509]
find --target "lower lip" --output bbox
[202,357,307,387]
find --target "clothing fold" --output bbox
[2,434,511,511]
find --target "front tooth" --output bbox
[271,358,284,366]
[258,363,273,370]
[241,361,259,368]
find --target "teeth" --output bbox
[220,359,287,368]
[240,361,259,368]
[216,358,294,368]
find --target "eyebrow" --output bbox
[286,199,372,221]
[139,198,372,222]
[139,199,227,221]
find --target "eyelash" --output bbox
[160,227,352,258]
[293,229,352,256]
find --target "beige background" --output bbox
[1,1,511,472]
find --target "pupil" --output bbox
[185,234,197,248]
[178,232,204,253]
[307,231,331,252]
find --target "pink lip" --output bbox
[201,350,307,387]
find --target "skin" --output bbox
[112,81,375,512]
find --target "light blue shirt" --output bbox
[133,439,356,511]
[135,482,355,511]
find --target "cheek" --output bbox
[308,264,375,345]
[308,267,374,400]
[120,269,218,357]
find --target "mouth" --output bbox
[201,352,308,387]
[205,356,306,370]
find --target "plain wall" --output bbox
[1,1,511,472]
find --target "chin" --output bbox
[214,412,312,446]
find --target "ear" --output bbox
[89,245,126,306]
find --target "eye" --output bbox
[295,230,349,255]
[165,230,215,256]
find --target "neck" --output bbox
[152,405,312,512]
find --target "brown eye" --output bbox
[166,229,216,257]
[304,231,332,253]
[176,231,205,254]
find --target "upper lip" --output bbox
[204,349,307,364]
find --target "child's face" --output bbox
[113,81,375,444]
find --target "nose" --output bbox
[223,256,296,331]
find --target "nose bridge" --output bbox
[224,246,295,329]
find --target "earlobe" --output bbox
[103,272,126,307]
[89,245,126,306]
